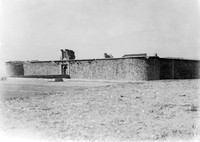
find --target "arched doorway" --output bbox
[61,64,68,75]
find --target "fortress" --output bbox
[6,49,200,81]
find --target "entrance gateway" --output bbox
[60,49,75,76]
[61,64,68,75]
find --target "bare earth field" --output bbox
[0,78,200,142]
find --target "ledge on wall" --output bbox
[9,75,70,79]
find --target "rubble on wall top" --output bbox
[60,49,75,60]
[122,53,147,58]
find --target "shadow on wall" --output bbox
[6,61,24,77]
[19,75,70,79]
[160,59,200,79]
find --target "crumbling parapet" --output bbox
[60,49,75,60]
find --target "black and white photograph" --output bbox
[0,0,200,141]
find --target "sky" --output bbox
[0,0,200,68]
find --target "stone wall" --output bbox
[23,62,61,76]
[6,61,24,77]
[160,58,200,79]
[174,59,200,79]
[146,57,160,80]
[6,57,200,80]
[69,58,158,80]
[160,59,174,79]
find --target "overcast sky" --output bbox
[0,0,200,63]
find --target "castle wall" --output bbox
[159,58,200,79]
[69,57,159,80]
[174,59,200,79]
[146,57,160,80]
[160,59,174,79]
[6,57,200,80]
[23,62,61,76]
[6,61,24,77]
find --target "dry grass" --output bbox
[0,79,200,142]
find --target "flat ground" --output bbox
[0,78,200,142]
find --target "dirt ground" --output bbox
[0,78,115,99]
[0,78,200,142]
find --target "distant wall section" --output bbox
[5,57,200,80]
[69,57,160,80]
[6,61,24,77]
[23,62,61,76]
[160,58,200,79]
[146,57,160,80]
[174,59,200,79]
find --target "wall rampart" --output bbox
[146,57,160,80]
[23,62,61,76]
[6,61,24,77]
[69,57,158,80]
[5,57,200,80]
[173,59,200,79]
[159,58,200,79]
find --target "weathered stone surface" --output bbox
[69,58,151,80]
[6,57,200,80]
[23,62,61,76]
[160,58,200,79]
[6,61,24,77]
[61,49,75,60]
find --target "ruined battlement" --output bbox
[60,49,75,60]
